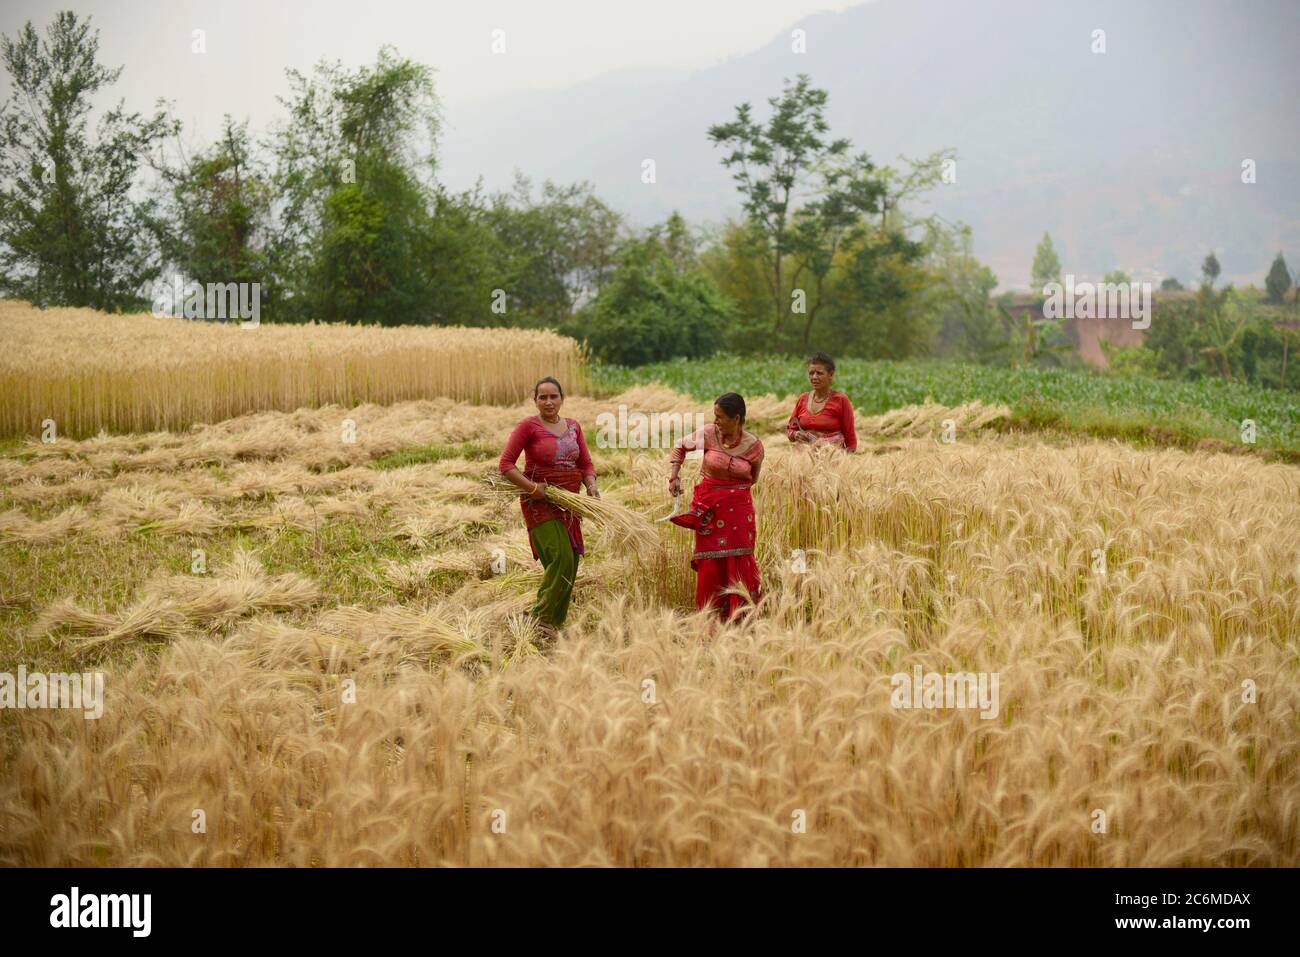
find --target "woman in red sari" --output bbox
[499,376,599,642]
[786,351,857,452]
[667,393,764,622]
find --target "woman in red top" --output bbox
[667,393,764,622]
[786,351,857,452]
[499,376,599,641]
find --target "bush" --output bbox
[567,238,734,366]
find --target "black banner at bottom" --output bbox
[0,866,1288,944]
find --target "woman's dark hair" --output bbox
[807,351,836,374]
[715,392,746,424]
[533,376,564,399]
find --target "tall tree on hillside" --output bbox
[1030,232,1061,294]
[709,74,882,339]
[0,11,174,310]
[1264,251,1291,305]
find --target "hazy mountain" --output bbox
[437,0,1299,290]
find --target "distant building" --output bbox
[1001,290,1198,369]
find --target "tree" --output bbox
[876,149,957,235]
[151,115,273,300]
[1160,276,1184,291]
[424,182,511,326]
[922,219,1003,363]
[698,219,772,349]
[828,227,929,358]
[785,155,888,348]
[0,11,174,310]
[1102,269,1131,285]
[568,227,733,366]
[485,173,623,326]
[708,74,872,339]
[268,47,441,325]
[1030,232,1061,295]
[1201,251,1221,288]
[656,211,696,273]
[1264,251,1291,305]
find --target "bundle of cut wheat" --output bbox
[484,474,658,552]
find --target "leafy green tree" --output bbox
[424,183,512,326]
[922,219,1004,363]
[698,219,772,344]
[656,211,696,272]
[151,115,273,299]
[823,228,929,358]
[0,11,174,310]
[1201,251,1221,288]
[485,174,622,327]
[1030,232,1061,295]
[875,149,957,235]
[1264,251,1291,305]
[569,227,733,366]
[1143,299,1198,375]
[1159,276,1184,291]
[709,74,871,339]
[268,47,441,325]
[1102,269,1131,285]
[785,156,888,348]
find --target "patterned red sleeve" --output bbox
[839,394,858,452]
[786,393,806,440]
[574,420,596,478]
[498,418,532,473]
[671,427,707,466]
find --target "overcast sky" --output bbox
[0,0,863,143]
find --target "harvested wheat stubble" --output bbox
[28,549,322,657]
[3,389,1299,867]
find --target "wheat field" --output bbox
[0,301,586,439]
[1,378,1296,866]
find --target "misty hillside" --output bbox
[438,0,1299,289]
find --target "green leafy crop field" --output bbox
[592,356,1300,458]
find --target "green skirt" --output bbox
[529,518,580,626]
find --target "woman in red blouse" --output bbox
[499,377,599,641]
[667,393,764,622]
[786,351,857,452]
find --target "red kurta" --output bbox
[499,416,596,558]
[786,390,857,451]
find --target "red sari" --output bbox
[498,416,595,558]
[668,426,764,620]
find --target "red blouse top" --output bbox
[786,390,857,452]
[499,416,595,557]
[670,424,764,484]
